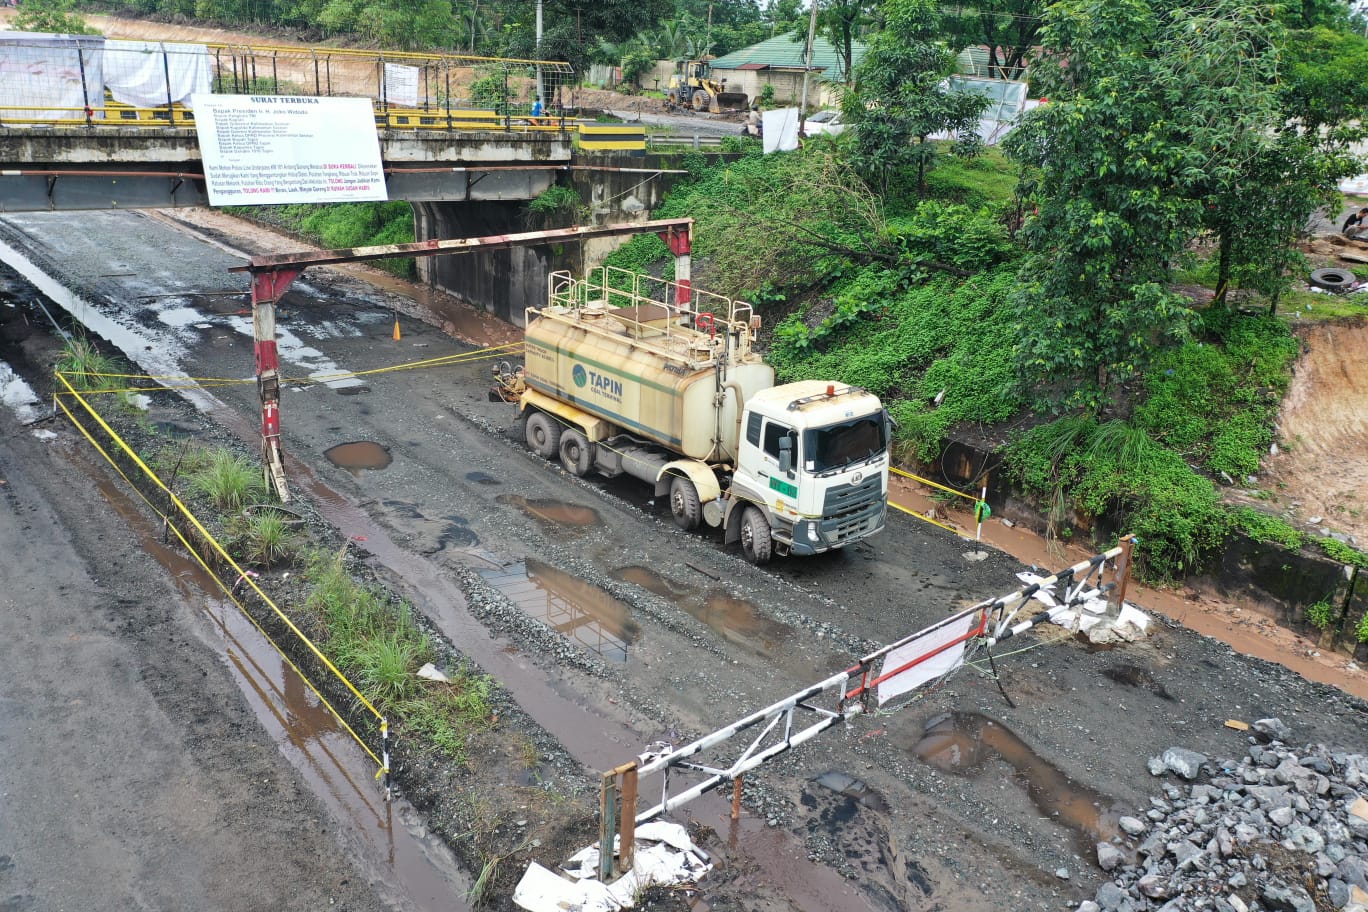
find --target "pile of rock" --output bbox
[1079,718,1368,912]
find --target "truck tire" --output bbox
[692,91,710,112]
[740,505,772,565]
[525,411,562,460]
[669,476,701,530]
[1309,268,1355,292]
[559,429,594,476]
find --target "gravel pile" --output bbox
[1081,718,1368,912]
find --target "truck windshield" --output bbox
[802,414,886,474]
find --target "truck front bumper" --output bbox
[786,502,887,556]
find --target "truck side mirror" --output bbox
[778,435,793,475]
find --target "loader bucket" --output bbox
[713,92,749,113]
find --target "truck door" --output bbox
[760,418,799,501]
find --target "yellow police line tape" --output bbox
[53,372,390,786]
[890,465,976,501]
[59,342,527,396]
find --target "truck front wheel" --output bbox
[525,411,562,460]
[669,476,701,530]
[740,505,773,565]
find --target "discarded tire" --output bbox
[1309,268,1356,292]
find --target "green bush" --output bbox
[189,450,267,512]
[1228,507,1304,550]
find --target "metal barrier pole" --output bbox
[382,717,391,800]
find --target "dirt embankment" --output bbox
[1266,318,1368,546]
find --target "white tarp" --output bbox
[0,32,105,122]
[193,94,387,206]
[931,76,1032,146]
[762,107,800,154]
[103,40,212,110]
[876,609,979,705]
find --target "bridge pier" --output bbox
[412,200,578,327]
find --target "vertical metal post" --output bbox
[161,43,174,123]
[658,226,692,308]
[731,776,743,820]
[798,0,819,132]
[249,266,303,502]
[535,0,544,106]
[618,764,637,874]
[312,49,320,95]
[271,51,279,94]
[381,717,391,800]
[445,64,452,131]
[77,44,93,126]
[598,770,618,882]
[976,484,988,541]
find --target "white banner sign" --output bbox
[383,63,420,108]
[192,94,387,205]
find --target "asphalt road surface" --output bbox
[0,208,1364,912]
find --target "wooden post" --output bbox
[1111,534,1136,611]
[618,763,638,874]
[731,776,743,820]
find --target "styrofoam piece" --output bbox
[416,662,449,682]
[1117,603,1151,632]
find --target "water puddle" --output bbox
[464,471,501,486]
[1102,663,1174,700]
[686,594,791,654]
[481,559,638,663]
[812,770,890,813]
[912,711,1120,847]
[612,566,791,655]
[497,494,600,527]
[613,565,689,598]
[73,451,470,912]
[325,440,392,474]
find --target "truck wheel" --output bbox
[669,476,701,530]
[692,92,710,112]
[559,429,594,476]
[525,411,562,460]
[740,505,772,565]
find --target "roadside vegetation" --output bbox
[224,202,419,279]
[602,0,1368,621]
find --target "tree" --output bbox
[13,0,99,34]
[843,0,989,194]
[1003,0,1303,411]
[941,0,1045,77]
[820,0,877,83]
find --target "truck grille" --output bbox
[823,475,883,517]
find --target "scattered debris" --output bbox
[513,821,711,912]
[416,662,449,682]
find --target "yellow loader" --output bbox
[664,60,749,113]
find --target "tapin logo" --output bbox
[571,363,623,401]
[572,364,588,388]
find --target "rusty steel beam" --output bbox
[229,219,693,276]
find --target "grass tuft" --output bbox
[189,449,267,512]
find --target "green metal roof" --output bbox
[710,35,866,74]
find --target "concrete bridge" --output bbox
[0,35,684,324]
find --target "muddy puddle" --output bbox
[912,711,1120,848]
[497,493,600,527]
[482,559,638,663]
[76,452,473,912]
[325,440,392,474]
[613,565,791,655]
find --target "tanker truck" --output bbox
[499,267,889,564]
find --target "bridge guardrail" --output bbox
[0,34,575,133]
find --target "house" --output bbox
[708,35,866,109]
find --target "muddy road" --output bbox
[0,208,1364,912]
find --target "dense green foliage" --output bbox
[227,202,417,278]
[15,0,99,33]
[844,0,988,195]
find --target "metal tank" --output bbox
[524,271,774,463]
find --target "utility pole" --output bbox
[536,0,544,105]
[706,2,713,54]
[798,0,819,134]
